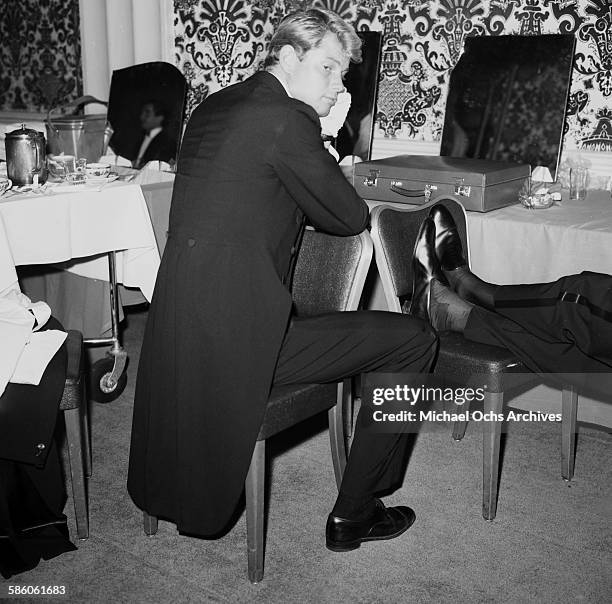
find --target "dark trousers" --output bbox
[273,310,438,500]
[464,272,612,393]
[0,319,76,579]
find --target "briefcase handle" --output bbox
[390,182,437,201]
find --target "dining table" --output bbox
[0,179,162,375]
[0,180,160,296]
[467,189,612,284]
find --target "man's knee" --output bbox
[390,314,438,357]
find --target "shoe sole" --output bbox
[325,512,416,552]
[407,218,433,317]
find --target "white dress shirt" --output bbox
[135,126,163,167]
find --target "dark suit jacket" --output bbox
[135,128,177,167]
[0,318,66,467]
[127,71,368,535]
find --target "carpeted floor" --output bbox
[6,307,612,603]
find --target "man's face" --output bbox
[140,103,164,131]
[286,33,349,117]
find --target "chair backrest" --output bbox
[370,197,470,312]
[291,228,373,317]
[107,61,187,162]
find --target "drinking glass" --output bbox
[569,167,588,200]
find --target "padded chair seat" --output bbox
[436,332,531,391]
[258,383,338,440]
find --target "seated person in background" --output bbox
[132,100,177,169]
[411,204,612,394]
[128,8,439,553]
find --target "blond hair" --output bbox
[263,8,362,68]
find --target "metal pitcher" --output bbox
[5,124,47,186]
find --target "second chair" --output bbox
[369,197,577,521]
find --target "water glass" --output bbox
[569,167,588,200]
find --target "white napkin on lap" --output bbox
[0,294,35,395]
[0,288,65,397]
[10,330,67,386]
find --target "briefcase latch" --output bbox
[454,177,471,197]
[363,169,379,187]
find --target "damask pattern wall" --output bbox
[173,0,612,154]
[0,0,608,156]
[0,0,82,112]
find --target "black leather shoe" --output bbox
[429,204,468,271]
[408,217,447,321]
[326,499,416,552]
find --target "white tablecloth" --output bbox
[467,190,612,284]
[0,182,160,300]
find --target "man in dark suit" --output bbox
[132,100,177,168]
[412,204,612,394]
[128,9,438,551]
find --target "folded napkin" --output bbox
[10,329,67,386]
[0,288,65,397]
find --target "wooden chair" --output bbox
[143,228,374,583]
[59,329,91,539]
[369,198,577,520]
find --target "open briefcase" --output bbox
[353,155,530,212]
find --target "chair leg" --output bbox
[143,512,158,535]
[452,397,471,441]
[245,439,265,584]
[561,385,578,481]
[80,387,92,477]
[482,391,504,521]
[63,407,89,539]
[329,381,349,490]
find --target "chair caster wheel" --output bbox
[89,357,127,403]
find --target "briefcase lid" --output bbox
[355,155,530,186]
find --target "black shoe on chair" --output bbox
[326,499,416,552]
[408,217,447,321]
[429,204,468,271]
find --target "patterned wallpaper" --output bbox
[0,0,83,113]
[173,0,612,155]
[0,0,609,157]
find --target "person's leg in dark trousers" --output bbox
[461,273,612,394]
[273,310,438,516]
[490,272,612,363]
